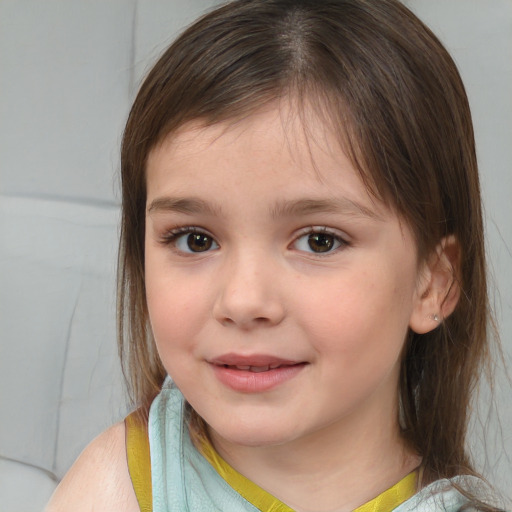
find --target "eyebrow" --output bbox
[147,195,381,221]
[147,197,223,216]
[269,197,382,221]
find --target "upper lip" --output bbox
[209,353,302,367]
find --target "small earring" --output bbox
[431,313,440,323]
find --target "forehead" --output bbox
[149,98,341,167]
[145,102,387,219]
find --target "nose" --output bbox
[212,250,286,329]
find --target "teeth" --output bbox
[250,365,270,372]
[226,364,286,372]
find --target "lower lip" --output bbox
[211,363,306,393]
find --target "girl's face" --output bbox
[145,105,426,449]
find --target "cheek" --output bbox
[147,284,199,338]
[144,254,205,358]
[297,265,414,364]
[146,286,206,384]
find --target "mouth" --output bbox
[209,354,304,370]
[216,362,301,372]
[208,354,307,392]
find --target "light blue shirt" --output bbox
[148,378,490,512]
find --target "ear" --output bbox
[409,235,461,334]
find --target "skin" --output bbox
[144,104,432,511]
[45,422,140,511]
[47,102,459,511]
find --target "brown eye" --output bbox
[293,229,345,254]
[186,233,214,252]
[166,228,219,253]
[307,233,335,253]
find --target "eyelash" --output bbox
[292,226,350,256]
[160,226,218,254]
[159,226,350,255]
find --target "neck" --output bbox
[209,399,420,512]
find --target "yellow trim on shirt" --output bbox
[353,470,417,512]
[125,411,153,512]
[125,412,417,512]
[201,436,417,512]
[200,437,295,512]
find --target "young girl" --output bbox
[47,0,508,510]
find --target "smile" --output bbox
[209,354,307,393]
[219,363,292,372]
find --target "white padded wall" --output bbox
[0,1,221,510]
[0,2,136,508]
[0,1,510,510]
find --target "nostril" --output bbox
[217,316,236,326]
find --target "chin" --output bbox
[206,415,301,448]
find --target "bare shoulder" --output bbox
[45,421,139,512]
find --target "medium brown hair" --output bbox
[118,0,500,504]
